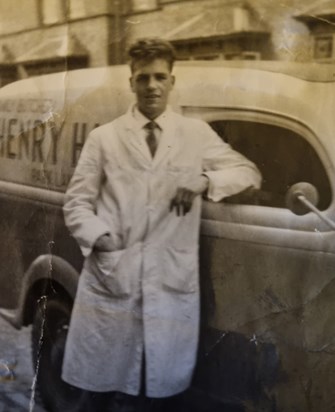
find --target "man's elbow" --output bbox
[248,165,262,190]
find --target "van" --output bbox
[1,61,335,412]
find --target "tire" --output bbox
[31,297,89,412]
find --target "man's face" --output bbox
[130,58,175,120]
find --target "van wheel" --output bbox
[32,297,88,412]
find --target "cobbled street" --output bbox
[0,316,46,412]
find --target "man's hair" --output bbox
[128,38,176,72]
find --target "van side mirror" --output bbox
[285,182,319,216]
[286,182,335,230]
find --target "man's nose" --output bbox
[147,76,158,90]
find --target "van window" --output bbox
[210,120,332,210]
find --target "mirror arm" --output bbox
[296,193,335,230]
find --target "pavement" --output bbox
[0,316,47,412]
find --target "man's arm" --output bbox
[63,131,113,257]
[169,175,209,216]
[201,122,261,202]
[169,122,261,215]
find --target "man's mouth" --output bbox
[146,95,160,100]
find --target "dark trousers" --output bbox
[80,390,184,412]
[76,353,185,412]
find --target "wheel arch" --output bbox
[18,255,80,327]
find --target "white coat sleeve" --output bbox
[63,131,110,257]
[201,122,262,202]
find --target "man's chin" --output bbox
[141,105,165,119]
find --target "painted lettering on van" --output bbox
[0,119,99,167]
[17,99,53,113]
[29,122,99,188]
[72,122,101,166]
[0,118,58,163]
[31,167,74,188]
[0,99,53,113]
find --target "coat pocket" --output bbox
[93,249,130,298]
[162,247,198,294]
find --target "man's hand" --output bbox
[93,233,115,252]
[170,175,209,216]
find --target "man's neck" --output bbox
[137,107,168,121]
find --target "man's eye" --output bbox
[136,76,148,82]
[156,75,167,81]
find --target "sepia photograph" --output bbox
[0,1,334,411]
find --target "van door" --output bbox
[189,111,335,411]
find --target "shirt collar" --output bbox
[132,104,173,131]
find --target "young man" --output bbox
[62,38,261,411]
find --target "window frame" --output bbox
[182,106,335,223]
[68,0,87,20]
[41,0,67,25]
[223,51,261,60]
[313,33,335,63]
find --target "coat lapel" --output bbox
[121,110,152,166]
[152,112,179,168]
[118,107,180,168]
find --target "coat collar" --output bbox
[131,105,171,132]
[122,104,179,167]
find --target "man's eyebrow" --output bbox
[135,72,169,78]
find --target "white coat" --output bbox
[62,106,261,397]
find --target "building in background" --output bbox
[0,0,122,86]
[0,0,332,86]
[294,0,335,63]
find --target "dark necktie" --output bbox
[144,121,158,157]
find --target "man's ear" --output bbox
[171,75,176,88]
